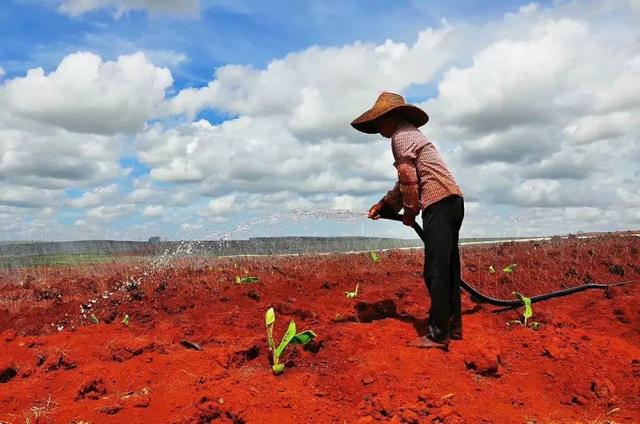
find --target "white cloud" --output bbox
[126,183,158,203]
[0,92,124,190]
[199,194,236,217]
[170,23,460,141]
[86,204,134,221]
[1,52,172,135]
[0,66,5,79]
[142,204,164,217]
[0,184,60,208]
[136,2,640,237]
[331,194,368,212]
[2,0,640,240]
[136,117,395,196]
[58,0,200,18]
[181,222,203,231]
[70,184,119,208]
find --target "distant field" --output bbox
[0,252,146,269]
[1,231,637,269]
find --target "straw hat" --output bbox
[351,91,429,134]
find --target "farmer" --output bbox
[351,92,465,350]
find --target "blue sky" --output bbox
[0,0,638,240]
[1,1,551,80]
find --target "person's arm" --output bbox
[391,134,420,224]
[396,158,420,224]
[380,182,403,213]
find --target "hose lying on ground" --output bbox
[377,209,637,307]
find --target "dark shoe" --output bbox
[407,336,449,351]
[450,332,463,340]
[450,326,463,340]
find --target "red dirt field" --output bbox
[1,233,639,423]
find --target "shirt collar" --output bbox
[392,120,417,138]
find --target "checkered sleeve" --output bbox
[392,133,421,215]
[380,182,404,213]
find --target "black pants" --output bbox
[422,194,464,342]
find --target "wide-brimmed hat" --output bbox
[351,91,429,134]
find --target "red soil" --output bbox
[0,234,639,423]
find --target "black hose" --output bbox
[377,209,637,307]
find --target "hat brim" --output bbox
[351,104,429,134]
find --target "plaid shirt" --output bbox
[381,121,463,214]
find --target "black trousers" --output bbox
[421,194,464,342]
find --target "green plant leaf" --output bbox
[265,313,317,375]
[489,265,495,273]
[291,330,317,345]
[265,307,275,327]
[236,276,259,284]
[275,320,297,359]
[345,283,359,298]
[513,291,533,326]
[265,307,276,353]
[370,251,380,263]
[90,314,99,324]
[503,264,517,273]
[121,314,130,326]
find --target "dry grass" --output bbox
[23,395,57,424]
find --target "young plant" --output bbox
[235,276,259,284]
[370,251,380,263]
[121,314,130,326]
[90,314,99,324]
[345,283,359,299]
[507,292,542,330]
[265,307,316,375]
[502,264,517,273]
[489,265,496,273]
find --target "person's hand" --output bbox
[368,202,384,220]
[402,210,417,226]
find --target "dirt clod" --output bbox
[355,299,397,322]
[591,378,616,400]
[463,347,501,377]
[361,375,375,386]
[76,377,107,400]
[100,403,123,415]
[46,352,77,371]
[246,290,260,301]
[228,344,260,368]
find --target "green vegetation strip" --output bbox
[0,253,144,269]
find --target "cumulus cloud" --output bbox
[0,120,122,190]
[1,52,172,135]
[142,204,164,217]
[86,204,134,221]
[135,1,640,237]
[425,9,640,157]
[0,184,60,208]
[331,194,368,212]
[58,0,200,18]
[3,0,640,240]
[170,23,461,141]
[70,184,119,208]
[199,194,236,217]
[136,117,395,196]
